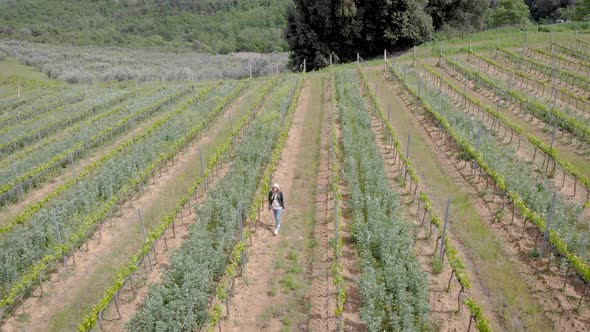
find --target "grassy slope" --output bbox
[390,23,589,62]
[0,59,63,94]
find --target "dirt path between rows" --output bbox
[220,79,325,331]
[307,78,337,331]
[0,90,187,228]
[1,85,255,332]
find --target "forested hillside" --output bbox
[0,0,290,53]
[0,0,586,66]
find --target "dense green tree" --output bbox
[488,0,531,27]
[427,0,490,32]
[355,0,434,56]
[284,0,357,70]
[558,1,589,21]
[524,0,573,22]
[285,0,436,70]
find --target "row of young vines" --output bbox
[77,77,279,332]
[126,75,303,331]
[389,61,590,294]
[335,68,430,331]
[0,81,247,316]
[358,66,491,331]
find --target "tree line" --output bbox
[285,0,574,70]
[0,0,586,60]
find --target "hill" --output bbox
[0,0,290,53]
[1,23,590,332]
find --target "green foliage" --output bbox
[356,0,434,54]
[525,0,575,22]
[476,49,590,145]
[0,0,290,53]
[562,1,590,21]
[432,255,443,274]
[77,80,255,331]
[488,0,532,27]
[371,64,492,328]
[285,0,435,70]
[0,87,186,206]
[427,0,491,32]
[284,0,357,70]
[0,82,239,313]
[336,68,430,330]
[464,297,492,331]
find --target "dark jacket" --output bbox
[268,191,285,210]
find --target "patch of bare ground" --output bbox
[337,191,365,332]
[1,86,254,332]
[379,67,589,331]
[307,78,338,331]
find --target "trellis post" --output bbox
[540,192,557,257]
[440,198,451,261]
[199,148,207,190]
[52,209,69,272]
[137,208,152,272]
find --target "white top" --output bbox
[271,193,282,210]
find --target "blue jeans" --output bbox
[273,209,282,228]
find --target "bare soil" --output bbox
[307,79,338,331]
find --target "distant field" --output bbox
[0,40,289,84]
[0,27,589,332]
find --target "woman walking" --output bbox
[268,183,285,235]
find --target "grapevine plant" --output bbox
[0,82,241,312]
[336,69,430,331]
[392,62,590,281]
[126,76,301,331]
